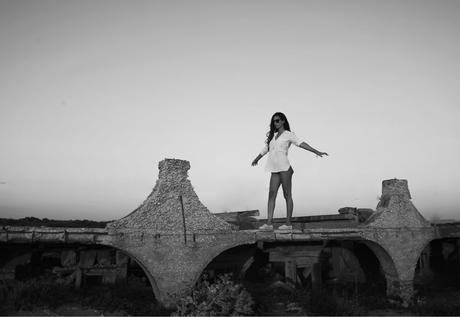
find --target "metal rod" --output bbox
[179,195,187,244]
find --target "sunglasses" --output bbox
[273,118,282,123]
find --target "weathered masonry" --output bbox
[1,158,459,307]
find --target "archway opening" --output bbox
[202,244,264,281]
[195,240,398,315]
[238,240,389,297]
[300,239,399,315]
[0,243,167,316]
[319,240,387,298]
[414,238,460,310]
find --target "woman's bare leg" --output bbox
[280,166,294,225]
[267,172,281,224]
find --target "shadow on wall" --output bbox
[415,238,460,294]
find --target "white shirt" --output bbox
[259,130,304,173]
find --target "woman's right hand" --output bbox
[251,159,258,166]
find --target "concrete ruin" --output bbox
[1,158,459,308]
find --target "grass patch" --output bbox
[0,276,171,316]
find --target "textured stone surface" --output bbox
[381,179,412,199]
[359,179,437,305]
[365,179,431,228]
[108,159,232,233]
[4,172,459,308]
[108,230,256,306]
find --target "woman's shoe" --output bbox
[278,224,293,231]
[258,224,274,231]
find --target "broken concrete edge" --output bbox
[107,158,233,232]
[365,179,431,228]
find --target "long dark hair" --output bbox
[265,112,291,149]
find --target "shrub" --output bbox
[174,273,254,316]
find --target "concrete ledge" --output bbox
[0,225,442,246]
[0,226,108,244]
[435,223,460,238]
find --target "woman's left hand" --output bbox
[317,152,328,157]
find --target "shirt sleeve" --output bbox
[260,143,269,156]
[289,132,303,147]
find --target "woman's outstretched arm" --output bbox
[299,142,328,157]
[252,144,268,166]
[252,153,263,166]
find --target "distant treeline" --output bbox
[0,217,109,228]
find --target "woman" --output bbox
[251,112,328,231]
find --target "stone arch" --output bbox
[0,244,48,280]
[0,243,162,302]
[319,241,367,284]
[65,242,161,298]
[413,237,438,290]
[360,239,400,298]
[359,229,435,305]
[2,252,33,280]
[96,240,162,301]
[191,241,256,288]
[414,237,460,295]
[110,247,162,300]
[411,238,437,285]
[400,240,432,284]
[317,239,397,295]
[414,236,458,273]
[200,243,258,279]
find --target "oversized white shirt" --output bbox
[259,130,304,173]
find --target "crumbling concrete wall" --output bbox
[107,162,439,307]
[108,159,233,233]
[0,159,455,309]
[109,229,255,306]
[107,158,254,305]
[363,179,436,305]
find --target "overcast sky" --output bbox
[1,0,459,221]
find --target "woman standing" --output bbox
[251,112,328,231]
